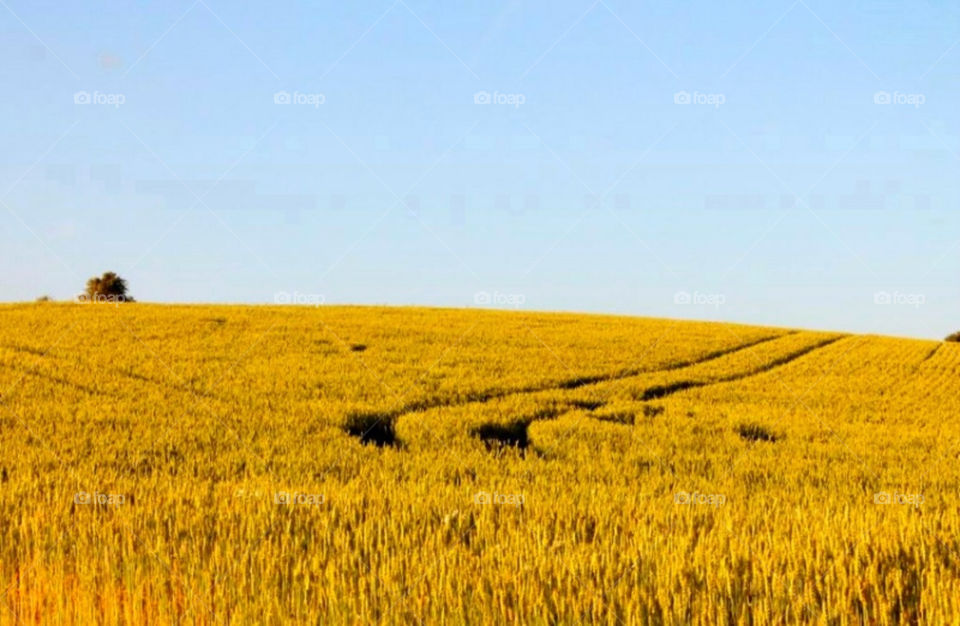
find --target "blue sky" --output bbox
[0,0,957,338]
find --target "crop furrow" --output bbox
[636,335,847,401]
[343,333,789,443]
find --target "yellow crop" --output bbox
[0,303,955,624]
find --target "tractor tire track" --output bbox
[637,335,847,401]
[346,332,795,445]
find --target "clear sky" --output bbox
[0,0,957,338]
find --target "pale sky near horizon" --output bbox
[0,1,957,339]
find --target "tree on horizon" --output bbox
[83,272,133,303]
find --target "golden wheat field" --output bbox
[0,302,957,624]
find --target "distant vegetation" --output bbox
[80,271,133,303]
[946,332,960,343]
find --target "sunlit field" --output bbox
[0,303,956,624]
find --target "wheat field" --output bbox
[0,303,956,624]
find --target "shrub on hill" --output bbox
[80,272,134,303]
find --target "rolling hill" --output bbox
[0,303,955,624]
